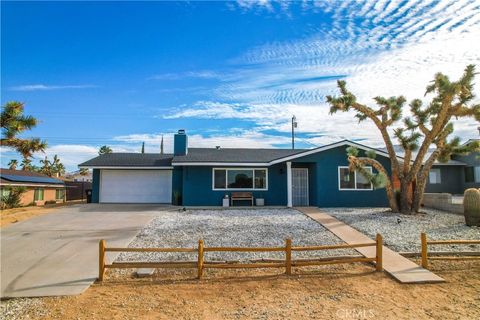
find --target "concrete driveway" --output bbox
[1,204,170,298]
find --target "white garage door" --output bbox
[100,170,172,203]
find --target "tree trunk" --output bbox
[349,156,399,212]
[412,175,427,213]
[385,178,399,213]
[413,148,442,212]
[399,179,411,214]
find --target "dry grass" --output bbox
[0,201,84,227]
[27,260,480,320]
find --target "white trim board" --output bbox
[78,166,173,169]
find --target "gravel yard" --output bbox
[323,207,480,253]
[0,298,47,320]
[117,208,354,263]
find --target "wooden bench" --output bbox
[231,192,254,206]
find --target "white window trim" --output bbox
[338,166,373,191]
[212,168,268,191]
[475,166,480,183]
[428,168,441,184]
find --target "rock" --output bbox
[136,268,155,278]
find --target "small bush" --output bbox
[0,187,27,209]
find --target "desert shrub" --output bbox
[0,187,26,209]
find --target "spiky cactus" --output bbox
[464,188,480,226]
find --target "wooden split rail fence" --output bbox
[99,234,383,281]
[420,232,480,269]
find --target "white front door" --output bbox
[100,169,172,203]
[292,168,309,206]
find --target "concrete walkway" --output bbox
[298,207,445,284]
[1,204,169,298]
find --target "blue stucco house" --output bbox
[425,139,480,194]
[79,130,396,207]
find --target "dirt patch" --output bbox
[0,201,84,227]
[15,260,480,320]
[1,206,56,227]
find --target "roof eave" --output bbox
[171,162,270,167]
[78,165,174,169]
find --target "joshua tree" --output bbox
[327,65,480,214]
[8,159,18,170]
[98,145,112,155]
[1,101,47,158]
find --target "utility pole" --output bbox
[291,115,297,149]
[160,135,164,154]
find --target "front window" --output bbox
[213,168,268,190]
[56,189,65,200]
[338,167,373,190]
[428,168,441,184]
[254,169,267,189]
[465,166,474,183]
[214,170,226,189]
[228,169,253,188]
[475,166,480,183]
[34,188,44,201]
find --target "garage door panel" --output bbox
[100,170,172,203]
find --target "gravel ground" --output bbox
[116,208,355,263]
[0,298,47,320]
[323,207,480,252]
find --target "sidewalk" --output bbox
[298,207,445,284]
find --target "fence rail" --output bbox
[98,234,383,281]
[420,232,480,269]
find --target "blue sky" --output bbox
[2,1,480,171]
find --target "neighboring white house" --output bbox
[65,170,92,182]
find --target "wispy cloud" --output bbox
[164,100,387,147]
[148,70,223,81]
[223,0,480,105]
[8,84,97,91]
[174,0,480,146]
[114,130,293,151]
[33,144,100,167]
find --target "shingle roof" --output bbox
[172,148,307,163]
[78,140,399,168]
[0,169,65,185]
[378,146,470,166]
[78,153,174,167]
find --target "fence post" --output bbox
[99,239,106,281]
[421,232,428,269]
[375,234,383,271]
[285,238,292,275]
[197,239,204,279]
